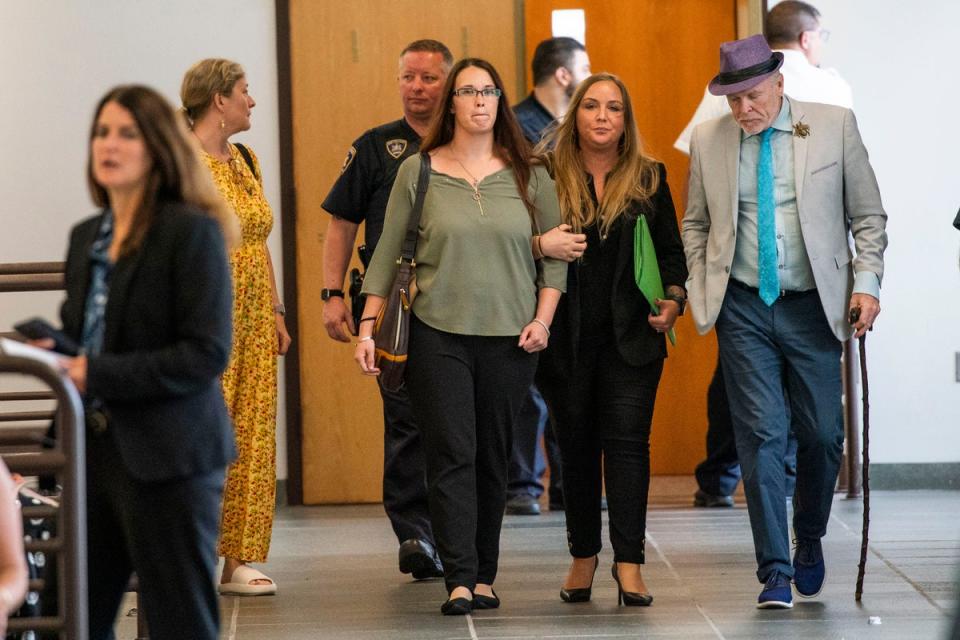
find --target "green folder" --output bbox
[634,214,676,345]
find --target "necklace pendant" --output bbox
[472,191,481,202]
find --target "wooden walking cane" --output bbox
[850,308,870,601]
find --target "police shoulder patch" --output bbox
[340,146,357,173]
[385,138,408,159]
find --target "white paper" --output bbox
[552,9,586,46]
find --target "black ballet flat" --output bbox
[441,596,473,616]
[472,590,500,610]
[560,556,599,603]
[612,563,653,607]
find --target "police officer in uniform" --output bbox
[321,39,453,579]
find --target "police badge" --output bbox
[340,146,356,173]
[385,138,408,159]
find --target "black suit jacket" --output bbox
[538,163,688,377]
[60,202,236,482]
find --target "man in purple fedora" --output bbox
[682,34,887,609]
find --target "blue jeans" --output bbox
[507,385,549,498]
[716,283,843,582]
[695,362,798,498]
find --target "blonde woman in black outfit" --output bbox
[536,73,687,606]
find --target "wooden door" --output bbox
[524,0,738,474]
[289,0,521,503]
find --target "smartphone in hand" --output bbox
[13,318,80,356]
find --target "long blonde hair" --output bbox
[540,73,659,236]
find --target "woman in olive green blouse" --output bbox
[356,58,565,616]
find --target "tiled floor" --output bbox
[116,477,960,639]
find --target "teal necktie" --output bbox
[757,127,779,305]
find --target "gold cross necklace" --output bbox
[454,157,486,216]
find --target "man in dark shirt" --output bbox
[514,37,591,145]
[321,39,452,579]
[507,37,591,516]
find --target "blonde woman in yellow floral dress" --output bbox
[181,59,291,596]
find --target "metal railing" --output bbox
[0,347,88,639]
[2,260,151,639]
[0,262,65,293]
[2,260,88,638]
[839,340,863,497]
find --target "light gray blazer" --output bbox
[682,97,887,341]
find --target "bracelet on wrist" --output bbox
[357,336,374,343]
[359,316,377,324]
[531,318,551,336]
[534,235,544,260]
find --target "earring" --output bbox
[220,118,225,130]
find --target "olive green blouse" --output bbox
[362,154,566,336]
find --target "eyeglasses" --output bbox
[452,87,502,98]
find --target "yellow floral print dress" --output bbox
[203,145,277,563]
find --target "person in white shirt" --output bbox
[675,0,852,155]
[676,1,855,510]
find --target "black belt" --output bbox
[728,278,815,300]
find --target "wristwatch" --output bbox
[321,288,345,301]
[664,293,686,316]
[273,304,286,316]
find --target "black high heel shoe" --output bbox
[441,594,473,615]
[611,563,653,606]
[472,589,500,610]
[560,556,599,603]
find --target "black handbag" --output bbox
[373,153,430,392]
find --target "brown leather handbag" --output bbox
[373,152,430,392]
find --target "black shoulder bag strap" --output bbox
[400,152,431,263]
[233,143,260,182]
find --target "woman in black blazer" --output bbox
[536,74,687,606]
[55,85,237,640]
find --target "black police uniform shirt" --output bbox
[513,93,556,145]
[322,118,420,251]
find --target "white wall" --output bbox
[0,0,288,478]
[793,1,960,462]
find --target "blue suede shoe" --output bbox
[793,538,826,597]
[757,570,793,609]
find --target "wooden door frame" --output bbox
[275,0,303,505]
[273,0,766,506]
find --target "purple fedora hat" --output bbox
[708,34,784,96]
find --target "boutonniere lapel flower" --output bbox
[793,121,811,138]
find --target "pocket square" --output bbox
[811,161,838,176]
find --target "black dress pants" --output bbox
[379,380,434,545]
[406,315,537,593]
[539,343,663,563]
[86,430,224,640]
